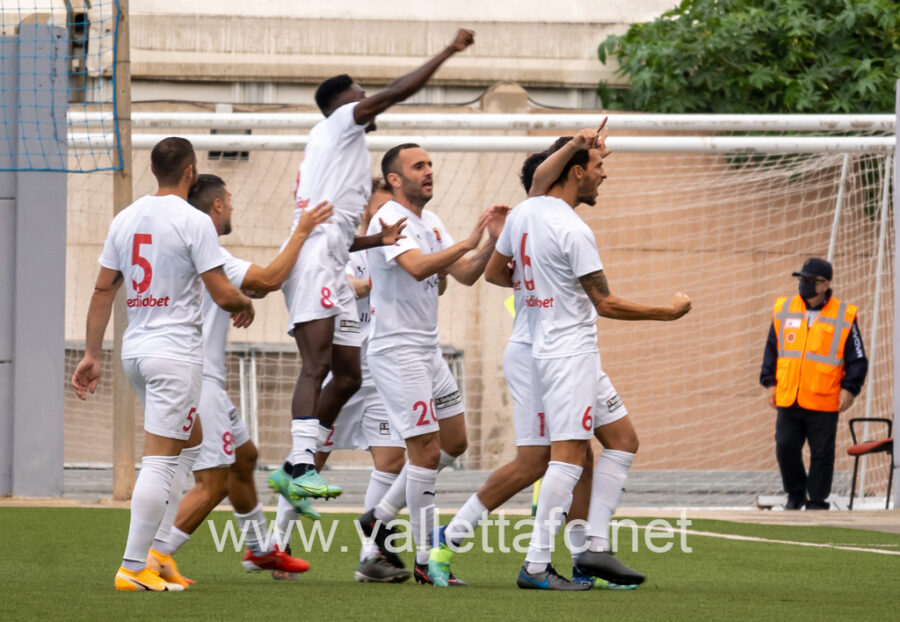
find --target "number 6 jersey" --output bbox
[495,195,603,360]
[99,194,225,363]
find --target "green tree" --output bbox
[597,0,900,113]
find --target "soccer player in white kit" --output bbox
[485,131,692,590]
[357,143,508,585]
[272,181,411,583]
[72,138,255,592]
[144,175,329,586]
[428,147,606,588]
[278,29,476,502]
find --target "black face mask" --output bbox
[798,281,818,300]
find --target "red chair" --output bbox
[847,417,894,510]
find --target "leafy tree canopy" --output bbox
[597,0,900,113]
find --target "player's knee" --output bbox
[333,368,362,397]
[235,441,258,470]
[444,436,468,458]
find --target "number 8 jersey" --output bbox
[496,195,603,360]
[99,194,225,363]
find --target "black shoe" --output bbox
[357,509,405,569]
[805,500,830,510]
[784,495,806,510]
[574,550,645,586]
[414,563,467,586]
[516,563,591,591]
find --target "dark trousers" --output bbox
[775,407,839,505]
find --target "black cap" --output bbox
[792,257,832,281]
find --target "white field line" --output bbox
[623,523,900,556]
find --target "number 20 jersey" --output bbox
[495,195,603,360]
[99,194,225,364]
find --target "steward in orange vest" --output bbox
[759,258,867,510]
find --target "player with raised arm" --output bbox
[270,180,411,583]
[356,143,507,585]
[145,175,330,587]
[278,28,475,504]
[483,128,691,590]
[72,138,255,592]
[429,130,630,589]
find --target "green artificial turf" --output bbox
[1,507,897,621]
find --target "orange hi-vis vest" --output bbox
[773,295,857,412]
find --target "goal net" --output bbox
[62,107,894,507]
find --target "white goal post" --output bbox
[62,112,896,507]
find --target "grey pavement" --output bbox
[61,466,811,510]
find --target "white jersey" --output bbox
[99,194,224,364]
[201,248,252,385]
[346,250,375,386]
[506,205,531,346]
[496,195,602,359]
[366,200,454,354]
[292,101,371,264]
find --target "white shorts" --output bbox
[368,345,465,440]
[122,357,203,441]
[503,341,549,447]
[534,351,628,442]
[319,382,405,452]
[281,228,361,346]
[194,377,252,470]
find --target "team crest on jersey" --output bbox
[379,422,391,436]
[606,395,623,412]
[433,228,442,242]
[339,320,361,333]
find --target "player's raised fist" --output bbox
[667,292,692,320]
[451,29,475,52]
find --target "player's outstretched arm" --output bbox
[202,266,255,327]
[242,200,332,292]
[447,205,509,285]
[578,270,691,321]
[529,121,609,197]
[485,250,515,288]
[349,217,407,252]
[395,210,487,281]
[352,28,475,126]
[72,267,123,400]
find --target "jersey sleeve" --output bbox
[222,250,252,288]
[98,223,121,271]
[188,214,227,275]
[372,205,419,264]
[495,219,513,257]
[328,102,368,140]
[563,222,603,278]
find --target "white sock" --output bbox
[289,418,319,466]
[362,470,398,560]
[316,424,330,452]
[366,470,398,511]
[274,495,299,550]
[445,493,488,547]
[155,527,191,556]
[375,463,407,522]
[151,445,200,553]
[524,460,582,568]
[567,523,587,561]
[587,449,635,552]
[373,453,457,523]
[235,502,270,556]
[438,449,456,470]
[406,464,438,566]
[121,455,179,571]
